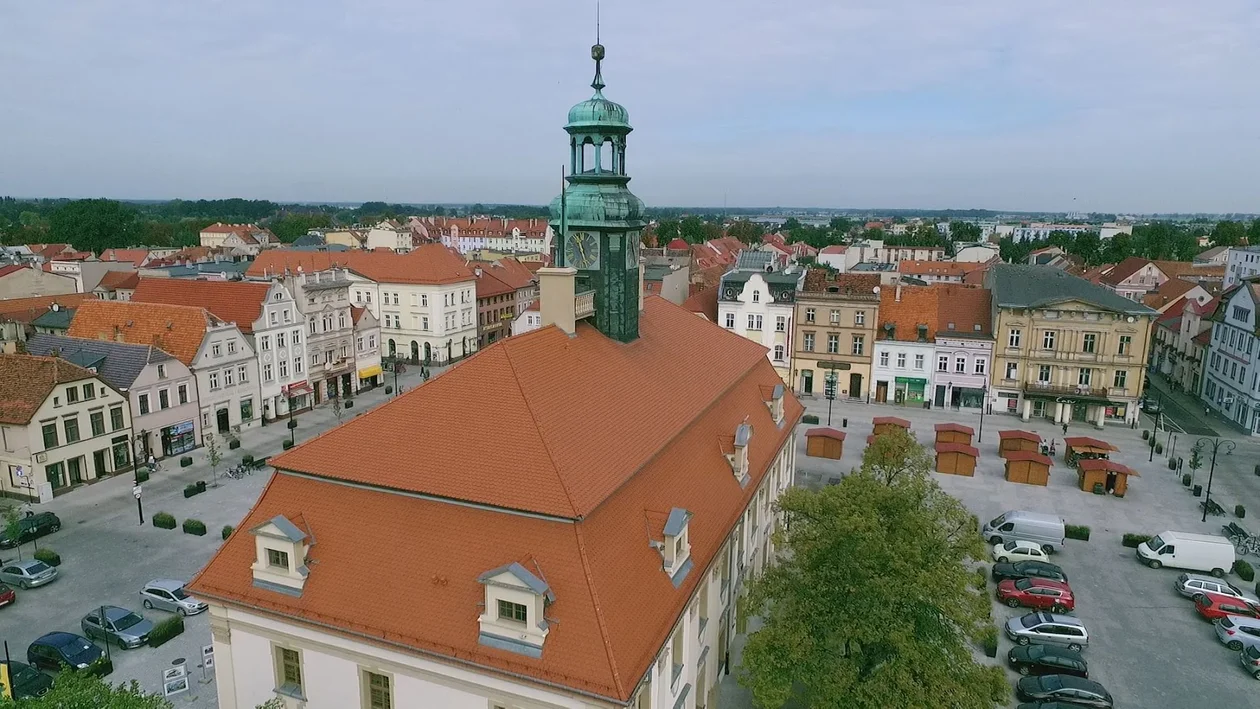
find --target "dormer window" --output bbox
[477,561,554,658]
[659,507,693,587]
[764,383,785,424]
[249,515,312,597]
[723,422,753,485]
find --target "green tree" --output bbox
[2,504,22,561]
[206,433,222,486]
[1071,230,1101,265]
[1187,441,1204,485]
[268,212,333,242]
[949,221,982,242]
[678,215,707,244]
[1249,219,1260,247]
[1212,220,1246,248]
[739,429,1006,709]
[728,219,765,244]
[49,199,142,253]
[829,216,853,237]
[654,219,680,244]
[1102,232,1134,264]
[0,669,287,708]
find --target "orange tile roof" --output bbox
[99,248,150,267]
[131,278,269,333]
[0,293,91,324]
[934,283,991,337]
[67,300,221,366]
[95,270,140,291]
[0,354,96,424]
[471,267,515,299]
[877,285,938,342]
[680,284,718,321]
[801,270,880,295]
[897,260,969,277]
[247,244,474,285]
[191,297,800,702]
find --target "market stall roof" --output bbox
[998,430,1041,442]
[935,442,979,457]
[805,427,846,441]
[872,416,911,428]
[1077,458,1138,476]
[934,423,975,435]
[1063,436,1119,452]
[1004,450,1053,466]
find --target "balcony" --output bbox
[575,290,595,320]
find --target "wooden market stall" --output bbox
[998,430,1041,458]
[935,442,979,476]
[1076,458,1138,496]
[805,427,846,459]
[1004,450,1052,486]
[934,422,975,446]
[872,416,912,437]
[1063,436,1119,467]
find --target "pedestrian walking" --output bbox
[1062,422,1068,435]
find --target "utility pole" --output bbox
[824,370,838,426]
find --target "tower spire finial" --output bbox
[591,2,605,93]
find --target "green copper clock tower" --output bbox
[548,40,647,343]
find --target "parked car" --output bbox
[1006,644,1089,678]
[1242,644,1260,679]
[140,579,207,616]
[992,560,1069,584]
[1015,674,1113,707]
[81,606,154,649]
[982,510,1066,553]
[1142,398,1163,414]
[997,578,1075,612]
[0,582,14,608]
[26,632,111,675]
[1216,616,1260,652]
[993,540,1051,564]
[1195,592,1260,622]
[1176,573,1255,603]
[0,512,61,549]
[1137,531,1235,576]
[2,660,53,699]
[0,559,58,589]
[1005,612,1089,651]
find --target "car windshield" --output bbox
[1020,615,1042,629]
[1014,578,1033,590]
[25,562,49,574]
[1246,645,1260,660]
[1003,541,1019,551]
[63,637,94,654]
[170,587,189,600]
[1147,534,1164,551]
[990,514,1006,527]
[112,612,145,631]
[1041,675,1063,690]
[1220,617,1235,629]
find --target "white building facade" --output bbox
[1225,246,1260,289]
[872,337,936,406]
[716,252,805,383]
[931,335,993,410]
[253,282,310,421]
[194,323,262,438]
[1202,283,1260,434]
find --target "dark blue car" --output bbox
[26,631,112,676]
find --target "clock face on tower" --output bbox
[626,232,640,268]
[566,231,600,269]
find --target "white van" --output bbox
[1137,531,1236,577]
[981,510,1066,553]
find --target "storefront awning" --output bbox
[358,365,383,380]
[283,381,312,395]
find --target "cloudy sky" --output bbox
[3,1,1258,212]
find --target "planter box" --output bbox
[385,386,393,395]
[180,456,192,468]
[282,440,295,450]
[344,400,354,409]
[33,549,61,567]
[136,468,150,483]
[287,420,298,429]
[1238,505,1247,519]
[229,440,241,450]
[802,414,820,424]
[182,519,207,536]
[153,513,177,530]
[147,616,185,648]
[182,484,203,499]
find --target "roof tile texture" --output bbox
[247,244,474,285]
[67,300,220,366]
[0,354,96,424]
[132,278,269,333]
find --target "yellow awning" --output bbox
[358,365,383,379]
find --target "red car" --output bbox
[0,582,14,609]
[997,577,1075,612]
[1195,592,1260,622]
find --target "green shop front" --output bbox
[894,376,927,405]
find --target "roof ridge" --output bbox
[572,522,626,699]
[499,340,580,519]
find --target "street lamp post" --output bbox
[1198,437,1236,522]
[978,385,988,443]
[131,433,147,525]
[287,393,296,446]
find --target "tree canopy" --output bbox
[0,669,284,708]
[739,429,1006,709]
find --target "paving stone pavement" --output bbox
[0,366,439,707]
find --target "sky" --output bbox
[3,0,1259,213]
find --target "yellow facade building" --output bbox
[790,270,881,400]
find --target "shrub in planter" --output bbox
[1182,474,1192,487]
[182,483,202,499]
[1168,458,1177,470]
[344,400,354,409]
[282,440,295,450]
[385,385,393,394]
[152,512,177,530]
[228,439,241,450]
[1235,559,1256,583]
[1122,533,1152,548]
[242,454,255,466]
[1142,430,1150,440]
[182,518,207,536]
[1065,524,1091,541]
[135,468,150,483]
[802,414,820,424]
[147,615,185,648]
[1155,443,1163,454]
[287,419,298,429]
[1237,505,1247,519]
[221,525,234,540]
[1194,484,1203,497]
[180,456,192,468]
[33,548,61,567]
[981,625,999,658]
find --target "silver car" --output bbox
[139,579,207,616]
[1005,611,1089,651]
[0,560,58,589]
[81,606,154,649]
[1217,616,1260,653]
[1176,573,1255,603]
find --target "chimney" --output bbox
[895,283,902,302]
[537,266,578,336]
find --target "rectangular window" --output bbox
[1114,369,1127,388]
[212,343,221,357]
[293,330,301,344]
[276,647,303,695]
[66,386,78,404]
[364,672,392,709]
[280,359,289,378]
[276,333,286,348]
[1078,368,1092,386]
[295,357,303,374]
[90,411,105,436]
[228,340,237,354]
[1042,330,1056,350]
[751,291,760,303]
[803,332,814,352]
[896,352,906,368]
[827,334,839,354]
[955,356,966,373]
[938,355,949,372]
[725,313,735,328]
[775,316,786,332]
[880,351,889,366]
[41,422,58,449]
[497,599,528,623]
[224,368,234,386]
[1082,333,1097,353]
[914,354,924,369]
[284,309,292,322]
[83,383,95,399]
[263,363,274,381]
[177,385,188,405]
[1006,362,1018,380]
[138,393,150,415]
[159,389,170,410]
[854,310,865,326]
[1008,329,1021,348]
[209,373,220,390]
[267,548,289,569]
[421,294,428,307]
[974,359,986,375]
[1038,365,1051,383]
[851,335,864,356]
[240,398,253,421]
[805,308,815,323]
[270,311,278,325]
[1118,335,1132,355]
[64,417,79,443]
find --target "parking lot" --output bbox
[0,366,434,706]
[794,397,1259,708]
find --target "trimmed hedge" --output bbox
[1237,505,1247,519]
[344,400,354,409]
[1155,443,1164,454]
[242,454,255,466]
[180,456,192,468]
[147,615,185,648]
[1182,474,1192,487]
[981,625,999,658]
[135,468,150,483]
[221,525,234,541]
[153,512,177,530]
[385,385,393,394]
[1236,560,1256,582]
[1065,524,1091,541]
[1142,430,1150,440]
[1122,533,1152,548]
[228,439,241,450]
[287,419,298,429]
[802,414,820,424]
[182,518,207,536]
[282,440,295,450]
[33,548,61,567]
[182,483,204,499]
